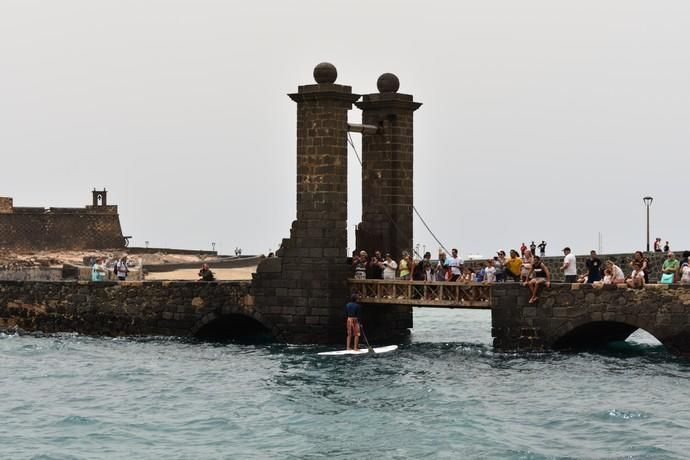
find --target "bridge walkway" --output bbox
[348,279,492,309]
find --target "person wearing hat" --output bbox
[561,247,578,283]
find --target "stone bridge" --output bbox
[4,63,690,357]
[491,283,690,357]
[3,279,690,358]
[0,280,269,340]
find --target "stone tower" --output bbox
[92,188,108,207]
[252,63,360,343]
[355,73,422,259]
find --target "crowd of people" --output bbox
[351,246,690,301]
[90,255,218,282]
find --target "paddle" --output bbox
[359,321,374,353]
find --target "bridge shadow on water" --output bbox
[192,314,273,345]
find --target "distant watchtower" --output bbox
[92,189,108,207]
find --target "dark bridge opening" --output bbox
[194,314,272,343]
[553,321,664,352]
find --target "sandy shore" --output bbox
[144,267,256,281]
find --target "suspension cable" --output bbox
[347,133,450,257]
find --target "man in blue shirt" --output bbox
[345,294,361,351]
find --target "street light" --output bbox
[643,196,653,252]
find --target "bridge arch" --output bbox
[549,315,670,352]
[190,305,274,341]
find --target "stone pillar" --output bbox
[355,73,421,259]
[252,63,360,343]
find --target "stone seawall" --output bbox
[0,280,259,338]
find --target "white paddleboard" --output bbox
[318,345,398,356]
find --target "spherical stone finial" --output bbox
[313,62,337,84]
[377,73,400,93]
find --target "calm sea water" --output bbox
[2,309,690,459]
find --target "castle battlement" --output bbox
[0,189,125,251]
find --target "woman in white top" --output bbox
[606,260,626,284]
[520,249,534,283]
[381,253,398,280]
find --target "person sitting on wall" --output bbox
[91,257,107,281]
[525,255,551,304]
[630,251,650,284]
[576,268,589,284]
[345,293,362,351]
[114,256,129,281]
[593,268,614,288]
[605,260,626,284]
[198,263,215,282]
[520,249,534,283]
[626,261,646,289]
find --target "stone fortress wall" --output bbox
[0,190,125,251]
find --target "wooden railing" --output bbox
[348,279,492,309]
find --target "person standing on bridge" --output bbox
[91,258,107,281]
[352,251,368,280]
[434,251,448,281]
[530,241,537,255]
[586,250,602,284]
[367,253,383,280]
[505,250,522,282]
[661,252,679,284]
[345,293,362,351]
[561,247,578,283]
[114,256,130,281]
[382,253,398,280]
[446,248,463,282]
[526,256,551,303]
[399,251,413,280]
[538,241,547,257]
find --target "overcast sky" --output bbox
[2,1,688,257]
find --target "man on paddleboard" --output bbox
[345,294,361,351]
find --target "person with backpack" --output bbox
[114,256,130,281]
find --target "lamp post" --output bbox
[643,196,653,252]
